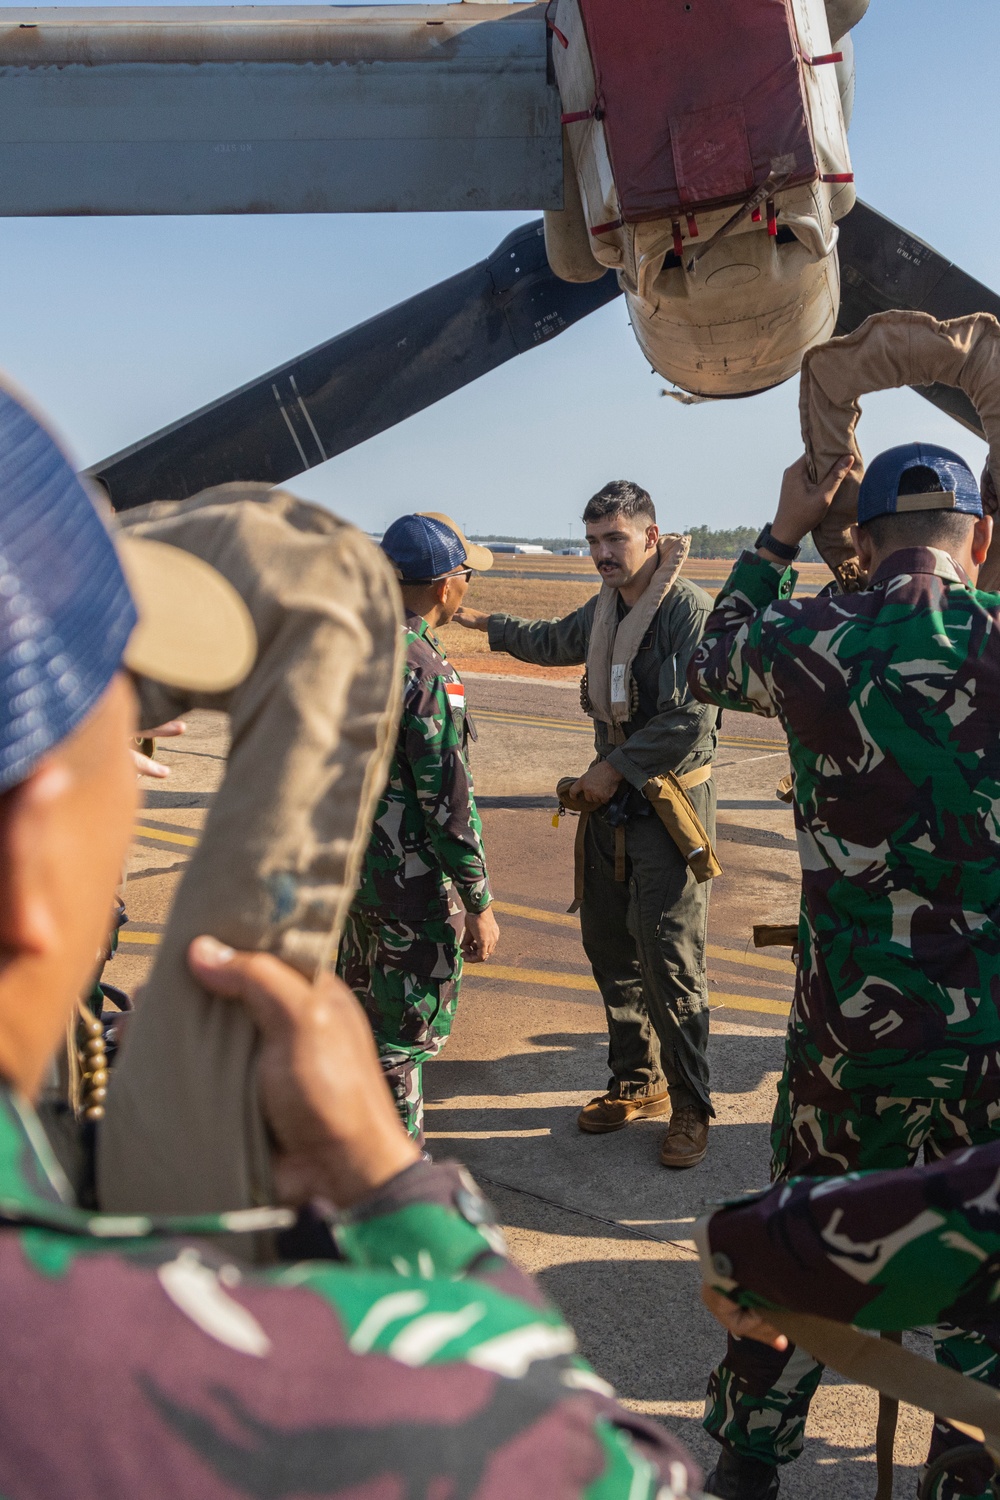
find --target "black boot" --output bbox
[704,1446,780,1500]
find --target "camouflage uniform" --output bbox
[699,1137,1000,1498]
[0,1084,695,1497]
[340,608,491,1140]
[688,547,1000,1477]
[487,585,718,1110]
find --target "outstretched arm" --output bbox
[453,600,592,668]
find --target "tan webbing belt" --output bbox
[768,1310,1000,1464]
[558,764,718,914]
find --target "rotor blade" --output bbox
[88,220,621,511]
[836,200,1000,437]
[0,5,560,216]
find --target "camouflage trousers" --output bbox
[705,1065,1000,1497]
[337,908,462,1144]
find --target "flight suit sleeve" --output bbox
[687,551,796,717]
[694,1140,1000,1334]
[403,672,492,913]
[486,601,592,667]
[605,588,718,789]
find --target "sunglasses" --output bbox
[406,566,474,584]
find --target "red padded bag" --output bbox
[575,0,819,223]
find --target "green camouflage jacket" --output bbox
[354,608,491,921]
[689,547,1000,1101]
[0,1084,692,1497]
[698,1135,1000,1338]
[487,581,718,786]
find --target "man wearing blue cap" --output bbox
[338,512,500,1142]
[0,383,696,1498]
[689,444,1000,1499]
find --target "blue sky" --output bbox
[1,0,997,539]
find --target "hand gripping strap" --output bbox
[799,310,1000,585]
[98,487,403,1239]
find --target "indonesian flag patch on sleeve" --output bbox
[444,681,465,711]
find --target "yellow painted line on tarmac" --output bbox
[134,824,199,847]
[494,900,577,928]
[469,961,789,1019]
[707,944,795,975]
[474,963,599,992]
[473,706,782,753]
[715,736,787,750]
[119,927,791,1016]
[710,991,791,1017]
[492,900,795,975]
[475,708,591,734]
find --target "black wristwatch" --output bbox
[754,523,800,562]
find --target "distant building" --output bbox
[560,548,589,557]
[487,543,552,555]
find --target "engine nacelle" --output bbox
[824,0,869,41]
[546,0,855,395]
[627,205,841,397]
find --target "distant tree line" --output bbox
[471,534,583,551]
[685,525,821,562]
[471,528,823,563]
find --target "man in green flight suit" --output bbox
[454,482,719,1169]
[339,512,500,1143]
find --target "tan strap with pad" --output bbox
[643,771,721,883]
[677,763,713,791]
[99,487,402,1234]
[769,1309,1000,1459]
[799,310,1000,583]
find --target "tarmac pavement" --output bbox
[112,675,935,1500]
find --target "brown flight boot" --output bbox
[659,1100,710,1168]
[577,1084,671,1134]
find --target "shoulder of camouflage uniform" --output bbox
[403,629,460,712]
[0,1115,697,1499]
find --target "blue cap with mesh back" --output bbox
[0,382,136,793]
[380,513,467,581]
[857,442,983,525]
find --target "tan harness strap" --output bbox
[557,764,718,909]
[875,1332,903,1500]
[643,770,721,883]
[676,763,713,791]
[568,809,590,914]
[768,1310,1000,1463]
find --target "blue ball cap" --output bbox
[0,381,137,794]
[381,513,468,581]
[857,442,983,525]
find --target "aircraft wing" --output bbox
[0,4,560,215]
[836,200,1000,438]
[88,220,622,510]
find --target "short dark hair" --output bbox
[582,480,656,528]
[860,465,976,552]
